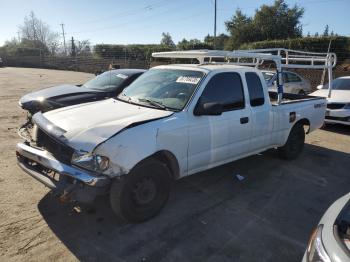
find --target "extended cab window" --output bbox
[245,72,265,107]
[200,72,244,111]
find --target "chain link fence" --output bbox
[1,54,150,73]
[1,51,350,91]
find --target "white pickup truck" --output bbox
[16,50,328,222]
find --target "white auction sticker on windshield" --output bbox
[176,76,201,84]
[116,73,128,79]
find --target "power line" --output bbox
[67,3,206,36]
[74,0,169,26]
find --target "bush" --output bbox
[94,44,175,61]
[240,36,350,62]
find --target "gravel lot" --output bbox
[0,67,349,262]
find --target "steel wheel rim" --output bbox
[132,177,157,205]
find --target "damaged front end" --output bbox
[16,113,111,204]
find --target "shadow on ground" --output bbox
[322,123,350,135]
[38,143,350,262]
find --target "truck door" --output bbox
[187,72,251,175]
[245,72,272,151]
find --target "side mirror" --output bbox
[194,101,223,116]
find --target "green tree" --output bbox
[323,25,329,36]
[177,38,212,50]
[70,37,76,57]
[160,32,175,47]
[0,37,48,56]
[204,33,229,50]
[225,0,304,49]
[253,0,304,40]
[225,9,255,49]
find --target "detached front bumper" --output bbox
[16,142,111,202]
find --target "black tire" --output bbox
[298,90,306,95]
[110,158,172,223]
[278,123,305,160]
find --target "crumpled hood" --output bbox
[20,84,97,104]
[310,89,350,103]
[42,99,173,151]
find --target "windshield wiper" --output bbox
[138,98,167,110]
[118,93,134,102]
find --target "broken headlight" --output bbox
[71,152,109,173]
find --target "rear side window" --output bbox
[245,72,265,107]
[200,72,244,111]
[284,72,302,83]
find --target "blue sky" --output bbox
[0,0,349,46]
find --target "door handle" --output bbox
[240,117,249,124]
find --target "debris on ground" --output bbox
[236,174,245,181]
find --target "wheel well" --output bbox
[150,150,180,180]
[295,118,310,133]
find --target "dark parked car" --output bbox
[19,69,146,115]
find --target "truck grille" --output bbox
[36,128,74,165]
[327,103,345,110]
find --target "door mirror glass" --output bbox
[194,100,223,116]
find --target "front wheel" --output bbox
[298,90,306,96]
[278,123,305,160]
[110,158,172,223]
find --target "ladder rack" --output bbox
[152,48,337,102]
[152,48,336,69]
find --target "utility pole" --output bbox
[214,0,217,49]
[60,23,67,55]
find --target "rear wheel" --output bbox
[278,123,305,160]
[110,158,172,223]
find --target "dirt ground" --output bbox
[0,67,350,262]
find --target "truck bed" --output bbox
[269,91,325,105]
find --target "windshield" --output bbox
[262,71,275,82]
[83,71,128,91]
[118,69,205,111]
[322,78,350,90]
